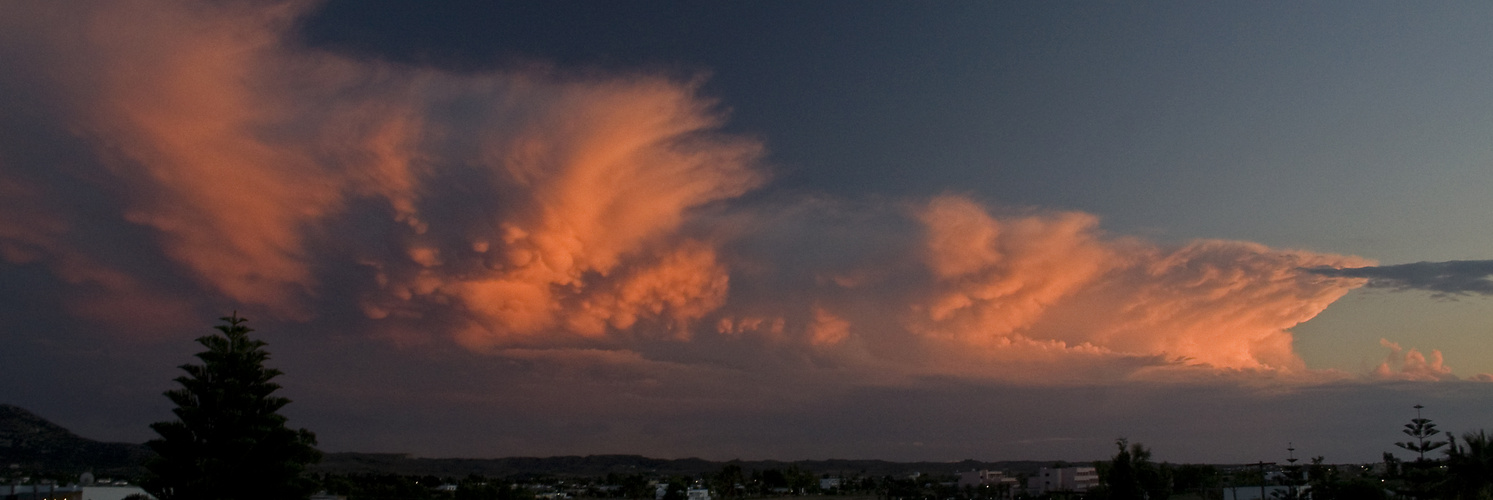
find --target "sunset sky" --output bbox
[3,0,1493,465]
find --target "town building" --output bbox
[4,484,152,500]
[1030,466,1099,495]
[958,469,1013,488]
[958,470,1020,499]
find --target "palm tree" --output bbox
[1443,430,1493,500]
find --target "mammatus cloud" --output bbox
[351,80,763,348]
[0,0,760,345]
[1305,260,1493,296]
[0,0,1475,385]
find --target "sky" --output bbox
[3,0,1493,465]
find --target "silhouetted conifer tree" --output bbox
[1391,404,1448,500]
[143,313,321,500]
[1396,404,1447,461]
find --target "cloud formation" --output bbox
[1306,260,1493,296]
[0,0,1461,388]
[683,195,1375,381]
[1375,339,1457,382]
[1,0,760,345]
[896,196,1373,373]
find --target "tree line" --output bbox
[1084,409,1493,500]
[136,315,1493,500]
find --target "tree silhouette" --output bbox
[1443,430,1493,500]
[712,464,744,499]
[1306,455,1389,500]
[1104,439,1170,500]
[1395,404,1447,462]
[1272,444,1304,500]
[1390,405,1448,500]
[143,313,321,500]
[1105,439,1142,500]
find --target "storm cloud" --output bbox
[0,0,1387,380]
[3,0,1489,463]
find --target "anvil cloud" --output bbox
[1307,260,1493,296]
[0,0,1382,375]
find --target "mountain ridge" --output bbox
[313,452,1059,478]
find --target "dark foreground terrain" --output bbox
[1,404,1054,480]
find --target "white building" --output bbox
[657,484,711,500]
[1031,466,1099,495]
[958,470,1016,488]
[1222,485,1292,500]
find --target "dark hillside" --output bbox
[0,404,152,477]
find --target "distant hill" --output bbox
[1,404,1069,480]
[313,452,1060,479]
[0,404,153,477]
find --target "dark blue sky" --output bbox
[300,1,1493,254]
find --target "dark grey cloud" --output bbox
[1308,260,1493,296]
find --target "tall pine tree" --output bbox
[144,313,321,500]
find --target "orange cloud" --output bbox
[1,0,760,342]
[64,0,333,314]
[716,316,786,337]
[909,195,1371,372]
[448,240,733,348]
[2,0,1439,387]
[807,306,851,347]
[1069,240,1370,370]
[915,195,1118,345]
[0,170,197,336]
[1374,339,1458,382]
[352,77,762,346]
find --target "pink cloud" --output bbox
[914,195,1118,345]
[906,195,1371,373]
[807,306,851,347]
[1,0,760,342]
[3,0,1463,388]
[1374,339,1458,382]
